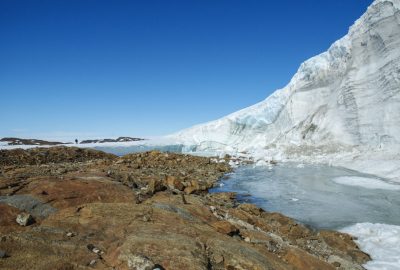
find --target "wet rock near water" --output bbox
[0,147,369,269]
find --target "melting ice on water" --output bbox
[211,163,400,270]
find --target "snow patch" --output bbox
[332,176,400,190]
[341,223,400,270]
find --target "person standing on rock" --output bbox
[75,139,78,144]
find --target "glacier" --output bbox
[170,0,400,182]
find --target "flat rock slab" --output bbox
[0,195,57,219]
[153,202,196,221]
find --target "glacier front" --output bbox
[170,0,400,181]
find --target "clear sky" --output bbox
[0,0,372,141]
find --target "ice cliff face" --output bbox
[172,0,400,157]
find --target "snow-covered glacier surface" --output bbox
[170,0,400,182]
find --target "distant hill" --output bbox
[0,136,145,146]
[80,137,145,144]
[0,137,68,146]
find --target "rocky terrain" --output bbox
[0,147,369,269]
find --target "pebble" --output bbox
[89,259,96,266]
[66,232,75,237]
[87,244,103,254]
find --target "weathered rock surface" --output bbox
[15,213,35,226]
[0,147,369,269]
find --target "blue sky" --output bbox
[0,0,371,140]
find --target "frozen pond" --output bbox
[211,163,400,230]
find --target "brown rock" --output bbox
[212,253,224,264]
[0,204,23,233]
[211,221,239,235]
[319,230,370,264]
[284,248,335,270]
[183,180,201,194]
[21,176,136,209]
[209,192,236,201]
[238,203,263,216]
[287,224,310,240]
[228,208,257,225]
[166,176,184,191]
[183,186,197,195]
[147,178,165,195]
[190,179,200,189]
[320,230,356,250]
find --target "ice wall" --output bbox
[171,0,400,159]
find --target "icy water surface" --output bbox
[211,163,400,230]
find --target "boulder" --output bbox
[284,248,335,270]
[238,203,263,216]
[211,221,239,236]
[184,180,201,194]
[16,213,34,226]
[165,176,184,191]
[118,254,155,270]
